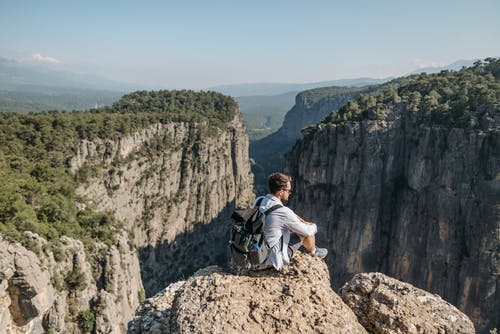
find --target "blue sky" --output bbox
[1,0,499,89]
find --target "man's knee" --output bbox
[302,234,315,242]
[301,235,315,251]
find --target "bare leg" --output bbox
[299,235,316,253]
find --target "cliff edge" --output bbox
[128,253,474,334]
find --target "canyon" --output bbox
[1,60,499,333]
[250,84,383,194]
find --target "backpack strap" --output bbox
[254,196,282,214]
[264,204,282,215]
[254,196,264,208]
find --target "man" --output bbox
[255,173,328,271]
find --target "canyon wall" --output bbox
[73,114,254,295]
[285,102,499,332]
[0,232,142,333]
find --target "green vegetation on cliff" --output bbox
[323,58,499,127]
[297,85,373,106]
[111,90,237,127]
[0,90,237,252]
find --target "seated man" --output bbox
[255,172,328,270]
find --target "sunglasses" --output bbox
[282,188,293,194]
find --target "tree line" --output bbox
[324,57,499,127]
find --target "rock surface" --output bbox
[285,102,499,332]
[340,272,475,334]
[1,101,254,333]
[73,115,254,247]
[0,234,54,334]
[128,253,476,334]
[0,232,142,334]
[1,108,254,333]
[128,253,367,334]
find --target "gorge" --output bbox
[249,81,396,194]
[0,59,499,333]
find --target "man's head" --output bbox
[268,173,292,201]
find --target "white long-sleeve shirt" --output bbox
[254,194,317,270]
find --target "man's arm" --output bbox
[296,214,313,225]
[282,208,317,236]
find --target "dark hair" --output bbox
[268,173,291,193]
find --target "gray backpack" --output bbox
[229,197,281,270]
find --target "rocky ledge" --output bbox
[128,253,475,334]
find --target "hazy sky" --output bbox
[1,0,499,89]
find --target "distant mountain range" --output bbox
[0,56,137,93]
[207,78,391,97]
[210,59,482,97]
[0,57,132,112]
[0,56,484,116]
[211,59,482,139]
[409,59,476,75]
[0,55,480,97]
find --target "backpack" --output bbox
[229,197,282,271]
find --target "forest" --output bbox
[324,58,499,127]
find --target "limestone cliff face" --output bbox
[73,113,254,295]
[285,102,499,332]
[0,232,142,334]
[73,114,253,245]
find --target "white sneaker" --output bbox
[312,247,328,259]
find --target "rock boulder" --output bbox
[340,272,476,333]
